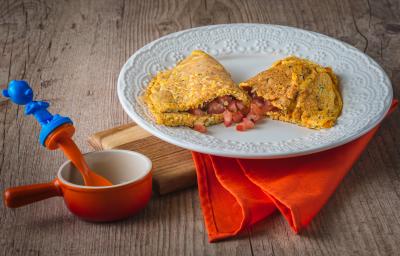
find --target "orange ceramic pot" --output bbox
[4,150,152,222]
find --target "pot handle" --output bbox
[3,179,62,208]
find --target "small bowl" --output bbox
[4,150,152,222]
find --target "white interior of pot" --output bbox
[58,150,152,187]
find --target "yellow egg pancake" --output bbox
[144,50,250,127]
[240,56,342,129]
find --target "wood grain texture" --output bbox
[0,0,399,255]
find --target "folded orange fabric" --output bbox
[192,100,397,242]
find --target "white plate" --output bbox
[117,24,393,159]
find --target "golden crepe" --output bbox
[240,56,342,129]
[144,50,250,129]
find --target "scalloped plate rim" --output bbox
[117,23,393,159]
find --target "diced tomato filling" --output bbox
[247,112,262,123]
[236,101,249,115]
[227,101,238,112]
[236,118,255,131]
[231,111,243,123]
[191,96,247,132]
[189,108,206,116]
[207,101,225,114]
[223,110,233,127]
[247,96,279,124]
[193,123,207,133]
[191,94,278,133]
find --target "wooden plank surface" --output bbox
[0,0,399,255]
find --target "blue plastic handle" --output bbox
[2,80,73,146]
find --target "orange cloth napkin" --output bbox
[192,100,397,242]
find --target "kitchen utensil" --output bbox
[2,80,112,186]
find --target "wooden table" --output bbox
[1,0,399,255]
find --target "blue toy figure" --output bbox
[2,80,73,146]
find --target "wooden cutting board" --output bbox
[87,123,197,195]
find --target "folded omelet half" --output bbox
[240,56,343,129]
[144,50,250,127]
